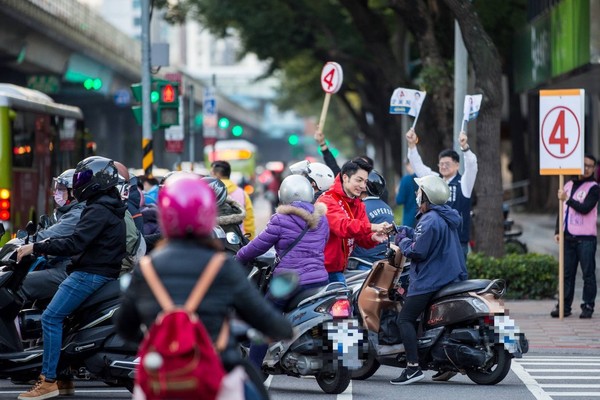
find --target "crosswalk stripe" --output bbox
[337,380,352,399]
[545,392,600,397]
[531,376,600,380]
[524,369,600,372]
[511,361,553,400]
[540,384,600,388]
[520,362,600,366]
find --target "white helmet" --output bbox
[278,175,314,204]
[414,175,450,205]
[288,160,334,192]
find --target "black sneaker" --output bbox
[390,367,424,385]
[550,306,571,318]
[580,305,594,319]
[432,370,457,381]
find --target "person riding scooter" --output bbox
[115,173,293,400]
[235,174,330,370]
[390,174,467,385]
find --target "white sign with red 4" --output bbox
[320,62,343,94]
[539,89,585,175]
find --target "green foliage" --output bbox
[467,252,557,300]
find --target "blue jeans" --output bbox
[563,238,597,311]
[41,271,113,380]
[328,272,346,284]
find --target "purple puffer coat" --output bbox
[236,201,329,285]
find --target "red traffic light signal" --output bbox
[161,84,176,103]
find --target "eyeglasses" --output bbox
[584,164,595,169]
[438,161,456,168]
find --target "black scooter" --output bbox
[0,223,137,391]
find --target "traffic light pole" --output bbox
[141,0,153,177]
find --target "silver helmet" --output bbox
[278,175,314,204]
[414,175,450,205]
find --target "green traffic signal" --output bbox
[232,125,243,136]
[288,134,299,146]
[83,78,102,91]
[218,117,230,129]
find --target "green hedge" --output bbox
[466,252,557,299]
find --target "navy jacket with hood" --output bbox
[398,204,468,296]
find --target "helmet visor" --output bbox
[73,169,93,191]
[52,177,69,192]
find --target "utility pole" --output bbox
[188,84,195,165]
[141,0,153,177]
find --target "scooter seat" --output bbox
[77,279,121,313]
[283,285,326,313]
[431,279,492,301]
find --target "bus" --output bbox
[0,84,94,243]
[204,139,257,189]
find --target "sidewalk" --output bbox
[255,199,600,351]
[506,212,600,351]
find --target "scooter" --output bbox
[247,258,367,394]
[350,240,529,385]
[0,223,138,391]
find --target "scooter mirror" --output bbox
[269,272,299,299]
[39,214,51,230]
[16,230,28,240]
[26,221,36,236]
[0,223,5,238]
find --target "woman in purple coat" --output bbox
[236,174,329,369]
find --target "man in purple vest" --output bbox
[552,154,599,319]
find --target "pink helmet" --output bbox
[158,173,217,238]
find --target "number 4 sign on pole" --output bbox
[539,88,585,320]
[318,62,343,132]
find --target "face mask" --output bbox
[416,190,422,207]
[54,191,67,207]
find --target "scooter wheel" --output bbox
[351,350,380,380]
[316,366,351,394]
[466,344,512,385]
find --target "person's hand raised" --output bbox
[314,129,325,146]
[406,128,418,148]
[459,131,469,150]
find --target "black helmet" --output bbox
[366,170,386,197]
[202,177,228,207]
[73,156,119,201]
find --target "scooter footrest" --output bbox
[376,343,405,356]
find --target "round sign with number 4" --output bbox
[321,62,343,94]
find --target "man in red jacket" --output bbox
[317,158,392,283]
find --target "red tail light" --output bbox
[0,189,10,221]
[330,299,351,318]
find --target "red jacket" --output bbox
[317,176,376,273]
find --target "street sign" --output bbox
[164,95,184,153]
[539,89,585,175]
[203,88,217,138]
[114,89,131,107]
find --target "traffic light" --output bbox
[156,81,179,128]
[83,78,102,91]
[288,134,299,146]
[218,117,230,129]
[232,125,243,137]
[130,79,179,129]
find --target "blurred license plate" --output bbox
[323,319,366,369]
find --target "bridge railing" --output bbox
[8,0,140,76]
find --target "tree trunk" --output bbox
[443,0,504,257]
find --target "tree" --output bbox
[160,0,520,256]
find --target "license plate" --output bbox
[323,319,366,369]
[493,315,521,353]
